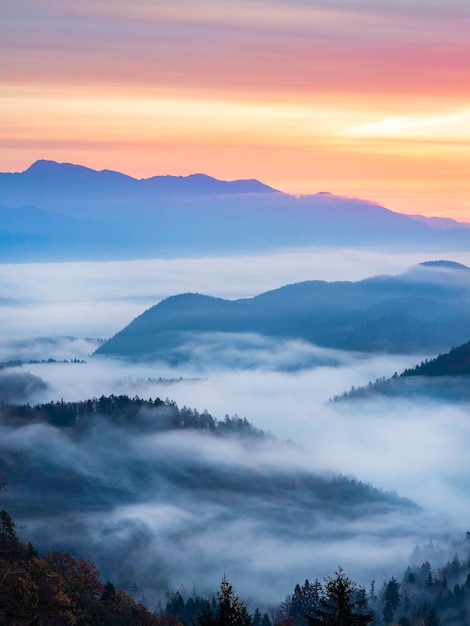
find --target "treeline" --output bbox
[0,394,267,438]
[333,339,470,402]
[401,340,470,378]
[163,542,470,626]
[3,488,470,625]
[331,374,401,402]
[0,358,86,368]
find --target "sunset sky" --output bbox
[2,0,470,218]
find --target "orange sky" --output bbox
[2,0,470,219]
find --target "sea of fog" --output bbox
[2,247,470,338]
[1,247,470,605]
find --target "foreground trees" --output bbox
[0,508,167,625]
[215,575,252,626]
[306,568,373,626]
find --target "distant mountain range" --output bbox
[1,160,470,261]
[95,260,470,361]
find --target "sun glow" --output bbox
[345,110,470,139]
[2,0,470,218]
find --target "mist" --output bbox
[18,347,470,518]
[2,343,469,606]
[1,250,470,606]
[1,248,469,337]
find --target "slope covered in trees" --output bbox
[0,504,174,624]
[334,337,470,402]
[4,470,470,624]
[95,261,470,360]
[0,396,417,601]
[401,340,470,378]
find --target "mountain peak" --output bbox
[26,159,91,174]
[142,172,278,194]
[417,260,470,271]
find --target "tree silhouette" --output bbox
[308,567,373,626]
[216,575,252,626]
[382,577,401,624]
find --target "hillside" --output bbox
[1,161,470,260]
[401,340,470,377]
[334,336,470,403]
[0,395,416,597]
[95,261,470,360]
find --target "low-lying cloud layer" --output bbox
[1,251,469,606]
[1,249,469,337]
[0,395,447,607]
[1,341,469,606]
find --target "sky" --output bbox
[2,0,470,218]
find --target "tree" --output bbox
[287,578,322,626]
[0,510,22,560]
[261,613,272,626]
[253,608,262,626]
[308,567,373,626]
[216,575,252,626]
[197,600,216,626]
[382,577,401,624]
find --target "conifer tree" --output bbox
[216,575,252,626]
[307,568,373,626]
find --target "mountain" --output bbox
[401,340,470,377]
[95,261,470,361]
[0,204,131,261]
[333,334,470,403]
[409,214,470,230]
[0,395,416,597]
[1,161,470,261]
[1,159,277,206]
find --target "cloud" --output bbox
[1,250,470,338]
[0,336,102,361]
[0,404,436,605]
[0,327,468,610]
[1,251,470,605]
[344,110,470,139]
[0,370,48,403]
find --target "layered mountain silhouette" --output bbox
[2,160,470,260]
[95,261,470,361]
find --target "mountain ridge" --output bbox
[95,261,470,361]
[333,337,470,403]
[2,160,470,261]
[13,159,279,195]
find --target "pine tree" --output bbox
[198,600,216,626]
[307,567,373,626]
[0,510,22,560]
[261,613,272,626]
[216,575,252,626]
[382,577,401,624]
[253,608,262,626]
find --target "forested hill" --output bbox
[0,394,265,437]
[334,338,470,402]
[0,395,417,600]
[402,340,470,377]
[96,261,470,360]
